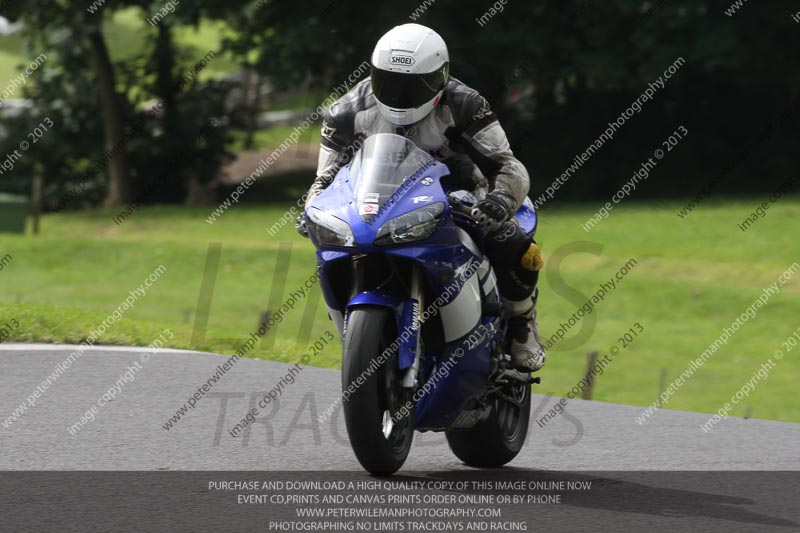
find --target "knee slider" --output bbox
[520,242,543,272]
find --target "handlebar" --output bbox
[447,194,484,230]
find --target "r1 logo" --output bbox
[390,55,415,66]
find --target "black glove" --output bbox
[294,214,309,238]
[471,192,515,231]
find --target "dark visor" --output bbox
[371,64,449,110]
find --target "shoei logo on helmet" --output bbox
[390,55,415,66]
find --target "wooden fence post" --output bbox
[581,350,599,400]
[31,173,43,235]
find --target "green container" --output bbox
[0,193,29,234]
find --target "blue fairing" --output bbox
[516,196,538,237]
[308,162,451,250]
[307,135,536,430]
[308,163,537,246]
[345,291,419,371]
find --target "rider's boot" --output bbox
[505,290,546,372]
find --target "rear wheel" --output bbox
[445,383,531,467]
[342,307,414,475]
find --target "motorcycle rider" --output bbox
[296,23,545,372]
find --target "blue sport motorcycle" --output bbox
[305,133,539,475]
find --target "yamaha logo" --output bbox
[390,55,415,66]
[411,302,420,331]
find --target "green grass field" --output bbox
[1,198,798,423]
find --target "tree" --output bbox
[10,0,133,206]
[85,13,132,206]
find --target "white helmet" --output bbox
[370,23,450,126]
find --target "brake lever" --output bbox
[446,195,474,216]
[447,196,484,231]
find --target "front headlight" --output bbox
[306,208,355,247]
[374,203,445,246]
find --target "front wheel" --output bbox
[445,383,531,467]
[341,307,414,475]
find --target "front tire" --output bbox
[445,383,531,467]
[342,307,414,475]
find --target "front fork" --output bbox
[401,265,423,389]
[342,261,424,390]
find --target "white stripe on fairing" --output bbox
[481,268,497,296]
[456,227,481,258]
[478,258,490,281]
[440,271,482,342]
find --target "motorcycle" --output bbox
[305,133,539,475]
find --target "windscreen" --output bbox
[349,134,434,219]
